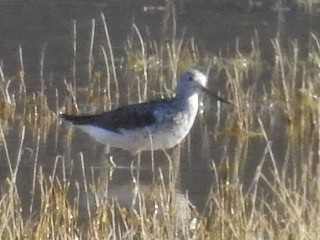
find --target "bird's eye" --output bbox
[188,76,193,81]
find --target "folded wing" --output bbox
[60,99,173,134]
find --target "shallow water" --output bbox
[0,1,319,219]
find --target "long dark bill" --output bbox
[200,86,230,104]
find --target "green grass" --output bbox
[1,9,320,240]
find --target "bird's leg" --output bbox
[105,148,121,167]
[103,148,129,169]
[162,145,181,169]
[100,147,143,170]
[134,152,142,183]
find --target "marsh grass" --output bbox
[295,0,320,13]
[1,11,320,240]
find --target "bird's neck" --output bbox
[174,93,199,112]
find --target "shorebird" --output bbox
[60,69,228,155]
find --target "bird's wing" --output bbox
[60,98,173,134]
